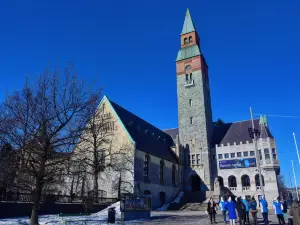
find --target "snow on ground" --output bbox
[156,191,184,211]
[0,201,139,224]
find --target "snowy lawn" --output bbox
[0,202,147,224]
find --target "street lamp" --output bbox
[249,107,265,197]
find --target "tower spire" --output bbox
[181,8,196,35]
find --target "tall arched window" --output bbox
[143,154,150,182]
[228,175,237,187]
[241,175,250,187]
[189,36,193,42]
[255,174,265,186]
[172,164,176,186]
[160,160,164,185]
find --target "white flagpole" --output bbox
[291,160,299,201]
[293,132,300,165]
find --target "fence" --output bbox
[0,191,117,204]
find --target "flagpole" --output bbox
[291,160,299,201]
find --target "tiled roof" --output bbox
[164,119,274,147]
[109,100,178,164]
[181,9,196,35]
[214,119,274,146]
[176,44,201,62]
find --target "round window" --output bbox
[185,65,192,72]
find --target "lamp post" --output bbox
[249,107,265,197]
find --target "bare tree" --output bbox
[0,67,100,225]
[74,102,116,202]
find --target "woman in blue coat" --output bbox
[226,196,237,225]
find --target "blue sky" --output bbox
[1,0,300,186]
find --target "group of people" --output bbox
[207,196,288,225]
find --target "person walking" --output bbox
[249,196,258,225]
[236,197,246,225]
[207,197,217,224]
[290,199,300,225]
[219,197,228,223]
[242,196,250,224]
[259,196,269,225]
[273,197,285,225]
[226,196,237,225]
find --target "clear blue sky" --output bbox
[1,0,300,186]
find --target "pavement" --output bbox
[129,211,291,225]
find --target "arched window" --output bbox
[241,175,250,187]
[185,65,192,72]
[218,176,224,187]
[184,38,188,44]
[172,164,176,185]
[228,176,237,187]
[160,160,164,185]
[189,36,193,42]
[255,174,265,186]
[143,154,150,182]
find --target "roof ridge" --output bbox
[232,119,259,123]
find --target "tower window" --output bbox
[184,38,188,44]
[185,65,192,72]
[189,36,192,42]
[190,117,193,124]
[185,74,188,81]
[190,73,192,80]
[189,99,192,106]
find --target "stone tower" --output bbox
[176,9,213,191]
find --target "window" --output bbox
[189,99,192,106]
[185,65,192,72]
[172,164,176,186]
[228,176,237,187]
[185,74,188,81]
[255,174,265,186]
[190,73,192,80]
[191,154,195,165]
[188,155,191,166]
[196,154,200,164]
[237,152,242,157]
[258,150,262,160]
[250,151,255,156]
[243,152,248,157]
[218,154,223,159]
[190,117,193,124]
[189,36,193,42]
[230,153,235,158]
[160,160,164,185]
[241,175,250,187]
[264,148,270,160]
[184,38,188,44]
[224,153,229,159]
[272,148,277,160]
[143,155,150,182]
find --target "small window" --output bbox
[196,154,200,164]
[185,74,188,81]
[184,38,188,44]
[189,99,192,106]
[190,117,193,124]
[189,36,192,42]
[145,129,148,135]
[218,154,223,159]
[230,153,235,158]
[237,152,242,157]
[224,153,229,159]
[185,65,192,72]
[191,154,195,165]
[243,152,248,157]
[258,150,262,160]
[250,151,255,156]
[264,148,270,160]
[190,73,192,80]
[272,148,277,160]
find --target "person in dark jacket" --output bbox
[236,197,246,225]
[290,199,300,225]
[207,197,217,224]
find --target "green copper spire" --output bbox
[259,114,268,127]
[181,8,196,35]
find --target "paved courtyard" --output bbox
[134,211,291,225]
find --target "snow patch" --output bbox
[156,191,184,211]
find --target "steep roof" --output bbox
[181,9,196,35]
[176,45,201,62]
[164,119,274,147]
[108,99,178,164]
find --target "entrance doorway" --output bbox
[190,175,201,192]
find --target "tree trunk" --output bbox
[93,172,98,203]
[30,177,42,225]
